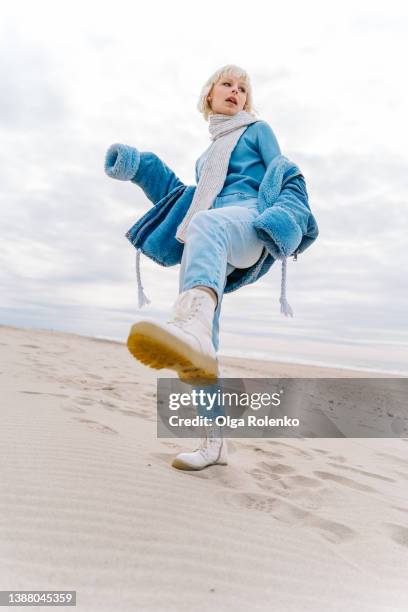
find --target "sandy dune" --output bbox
[1,324,407,611]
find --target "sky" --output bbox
[1,0,407,374]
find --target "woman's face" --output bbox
[207,75,248,116]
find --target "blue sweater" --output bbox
[195,120,281,198]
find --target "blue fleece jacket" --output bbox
[104,129,319,316]
[195,120,281,197]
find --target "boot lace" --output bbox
[192,434,208,453]
[192,424,222,454]
[167,295,203,327]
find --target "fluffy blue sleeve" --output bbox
[253,173,311,259]
[104,143,185,205]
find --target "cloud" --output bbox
[0,30,69,132]
[0,0,407,373]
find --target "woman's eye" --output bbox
[223,81,246,93]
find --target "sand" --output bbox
[1,324,407,611]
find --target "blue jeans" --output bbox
[178,192,264,354]
[179,193,265,420]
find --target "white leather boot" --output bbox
[172,422,228,470]
[127,287,218,384]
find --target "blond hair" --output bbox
[197,64,258,121]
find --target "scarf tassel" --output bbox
[279,257,294,317]
[135,248,151,308]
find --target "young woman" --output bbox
[127,65,281,378]
[106,64,298,471]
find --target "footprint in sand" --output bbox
[250,462,331,508]
[249,461,296,484]
[221,491,355,544]
[73,417,118,435]
[248,462,295,494]
[249,467,281,488]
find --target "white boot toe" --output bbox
[127,288,218,384]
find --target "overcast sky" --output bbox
[1,0,407,374]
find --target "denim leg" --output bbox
[178,210,231,353]
[178,261,226,354]
[211,262,234,352]
[178,209,231,312]
[178,203,264,353]
[194,380,226,419]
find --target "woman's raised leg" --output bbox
[127,200,264,387]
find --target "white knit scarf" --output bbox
[175,109,259,243]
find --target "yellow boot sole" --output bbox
[171,458,203,471]
[127,325,218,385]
[171,456,228,470]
